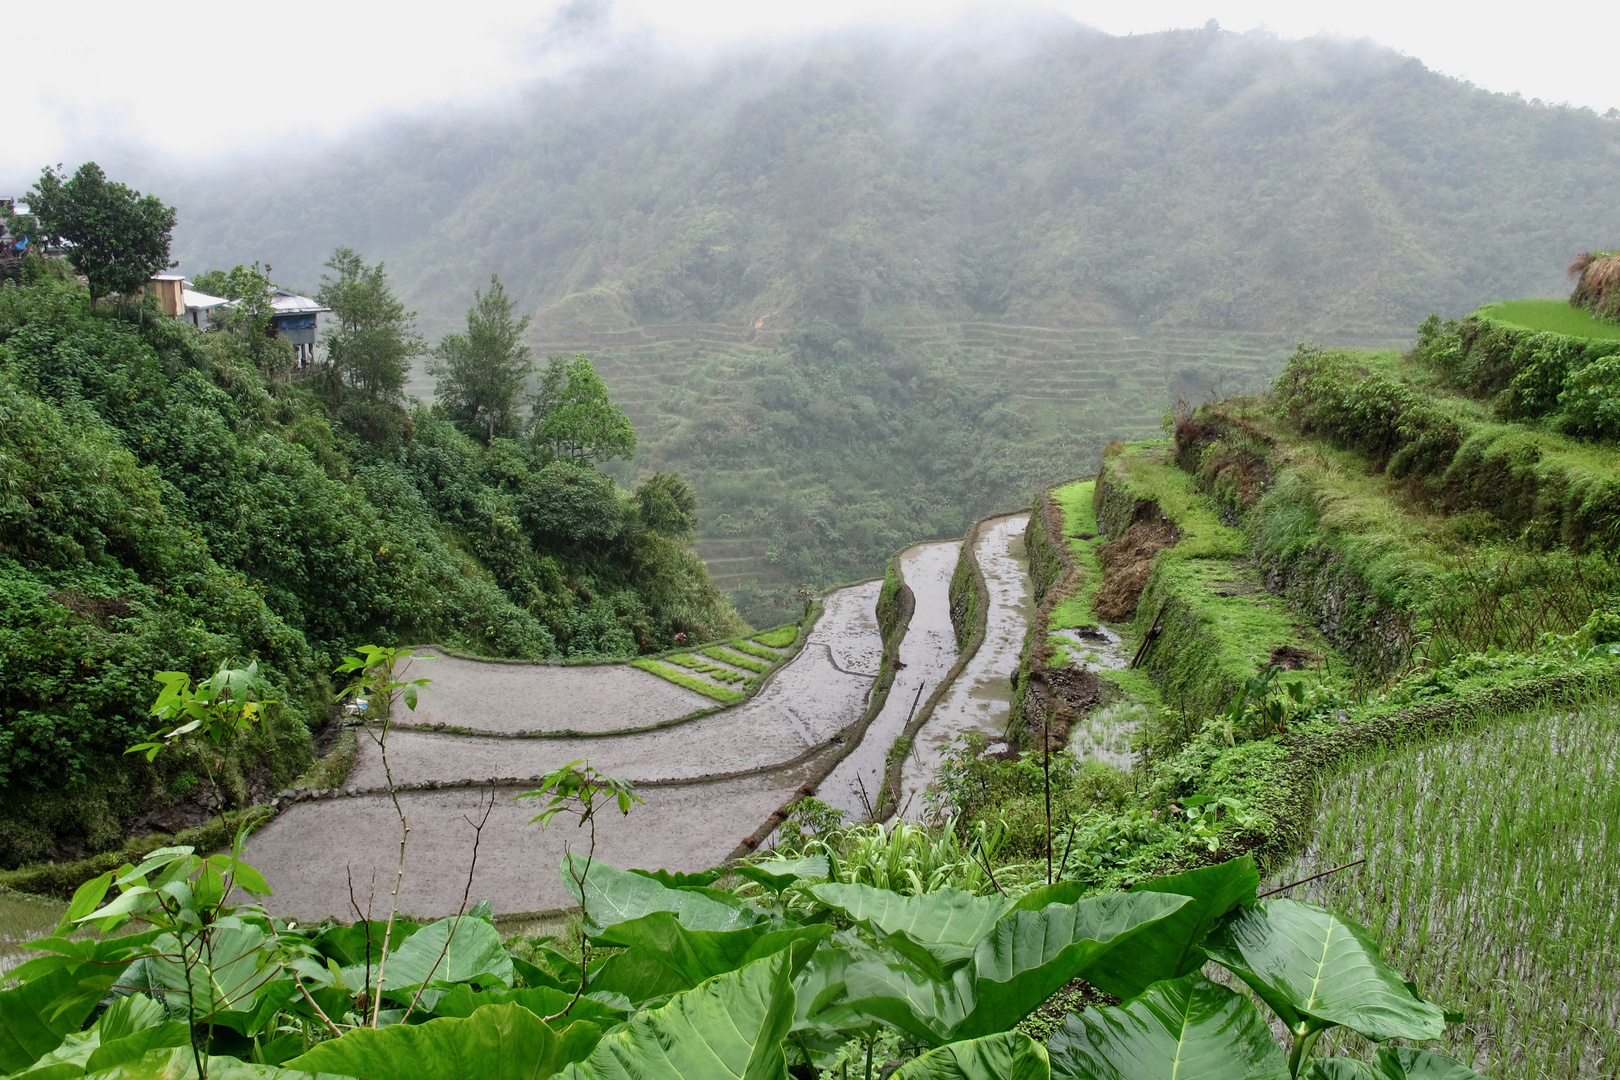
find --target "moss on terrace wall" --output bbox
[1095,443,1331,735]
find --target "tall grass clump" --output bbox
[1278,697,1620,1077]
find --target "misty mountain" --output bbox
[151,18,1619,338]
[109,17,1620,621]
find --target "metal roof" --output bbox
[182,288,230,310]
[270,289,330,315]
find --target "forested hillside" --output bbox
[0,264,739,866]
[141,18,1620,620]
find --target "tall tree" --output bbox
[315,248,423,404]
[215,263,294,378]
[430,275,534,443]
[26,163,175,302]
[533,354,637,463]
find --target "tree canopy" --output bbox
[430,274,533,442]
[316,247,423,404]
[25,162,175,301]
[534,355,637,463]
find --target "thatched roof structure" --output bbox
[1569,251,1620,319]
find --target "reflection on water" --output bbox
[821,541,960,820]
[898,515,1031,820]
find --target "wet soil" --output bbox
[898,515,1032,819]
[246,768,816,919]
[244,580,884,918]
[395,657,712,734]
[820,542,961,820]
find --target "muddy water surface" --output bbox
[898,515,1031,820]
[244,580,884,918]
[400,658,712,734]
[820,542,960,820]
[0,889,63,975]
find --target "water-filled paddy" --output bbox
[820,541,960,819]
[898,514,1031,819]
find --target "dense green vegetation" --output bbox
[0,263,739,867]
[140,20,1620,615]
[0,820,1485,1080]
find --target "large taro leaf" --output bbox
[1079,857,1261,1002]
[1309,1049,1487,1080]
[1203,899,1445,1042]
[810,885,1011,946]
[288,1003,601,1080]
[587,913,830,1003]
[890,1032,1051,1080]
[560,951,796,1080]
[833,955,974,1046]
[316,920,421,967]
[733,857,830,894]
[430,984,629,1028]
[82,1046,353,1080]
[1045,975,1288,1080]
[141,923,286,1028]
[954,890,1192,1040]
[0,966,111,1073]
[370,916,513,995]
[564,857,759,934]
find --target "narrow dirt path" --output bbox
[244,580,883,919]
[820,542,960,820]
[898,514,1032,820]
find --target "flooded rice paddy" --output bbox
[898,515,1031,820]
[820,541,961,820]
[244,580,883,919]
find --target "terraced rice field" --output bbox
[1275,702,1620,1078]
[519,320,1404,593]
[244,582,883,919]
[820,540,961,819]
[898,515,1032,818]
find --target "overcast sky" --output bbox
[9,0,1616,178]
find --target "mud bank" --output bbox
[821,543,960,820]
[898,515,1032,819]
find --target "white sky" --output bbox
[7,0,1617,176]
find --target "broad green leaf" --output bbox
[1080,857,1261,1001]
[289,1003,601,1080]
[85,1023,191,1074]
[835,955,975,1045]
[1046,975,1288,1080]
[591,912,829,997]
[560,951,796,1080]
[1204,899,1446,1042]
[891,1032,1050,1080]
[95,995,166,1043]
[956,891,1191,1039]
[0,966,105,1073]
[1011,882,1087,912]
[1372,1049,1486,1079]
[564,858,757,934]
[316,920,421,967]
[142,925,283,1023]
[811,884,1011,948]
[430,984,629,1028]
[56,875,115,935]
[734,857,830,893]
[626,869,723,889]
[370,916,514,994]
[1307,1062,1382,1080]
[82,1046,344,1080]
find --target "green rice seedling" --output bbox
[704,646,772,673]
[753,626,800,648]
[729,639,787,662]
[1276,695,1620,1077]
[629,658,744,703]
